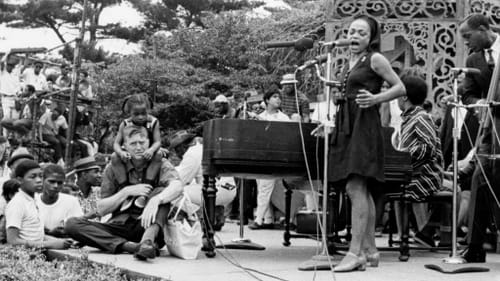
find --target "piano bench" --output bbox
[384,190,453,261]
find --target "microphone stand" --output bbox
[426,70,488,273]
[217,96,265,251]
[443,71,465,264]
[299,45,340,271]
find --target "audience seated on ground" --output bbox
[6,160,72,249]
[36,164,83,238]
[0,179,20,243]
[65,125,183,261]
[67,156,103,220]
[393,75,448,247]
[169,130,236,231]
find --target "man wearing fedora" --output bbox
[70,156,103,220]
[169,130,236,231]
[279,73,310,123]
[65,125,183,260]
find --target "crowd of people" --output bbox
[0,12,497,272]
[0,52,97,166]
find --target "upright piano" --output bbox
[201,118,412,257]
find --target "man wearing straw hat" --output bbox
[279,73,310,123]
[65,125,183,261]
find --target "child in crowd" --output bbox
[394,75,446,247]
[249,86,290,230]
[0,179,20,243]
[39,107,68,164]
[112,93,162,209]
[36,164,83,238]
[5,160,72,249]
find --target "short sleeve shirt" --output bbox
[5,190,44,242]
[35,193,83,230]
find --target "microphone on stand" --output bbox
[450,67,481,75]
[319,38,352,48]
[264,37,314,51]
[297,54,328,71]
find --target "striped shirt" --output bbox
[280,91,310,119]
[399,106,444,201]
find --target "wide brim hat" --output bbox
[280,73,298,85]
[7,147,35,167]
[169,130,196,150]
[70,156,100,174]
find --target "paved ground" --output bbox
[53,222,500,281]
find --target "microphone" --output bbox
[264,37,314,51]
[320,38,352,48]
[297,54,328,71]
[450,67,481,75]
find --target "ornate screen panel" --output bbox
[325,0,500,109]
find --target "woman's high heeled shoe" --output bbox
[334,252,367,272]
[365,251,380,267]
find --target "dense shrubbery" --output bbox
[95,5,326,134]
[0,246,166,281]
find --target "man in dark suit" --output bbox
[458,13,500,263]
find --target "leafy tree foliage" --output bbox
[0,0,79,43]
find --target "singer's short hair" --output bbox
[263,85,281,105]
[352,15,381,52]
[461,13,490,30]
[402,75,427,106]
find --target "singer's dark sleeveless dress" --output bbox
[329,52,385,183]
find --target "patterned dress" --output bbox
[398,106,444,201]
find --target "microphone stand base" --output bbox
[443,256,466,264]
[216,238,265,250]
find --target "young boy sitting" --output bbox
[394,75,447,247]
[36,164,83,238]
[5,160,72,249]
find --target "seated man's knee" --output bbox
[65,217,87,234]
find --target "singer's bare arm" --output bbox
[355,53,405,108]
[370,53,406,103]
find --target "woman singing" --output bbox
[330,15,405,272]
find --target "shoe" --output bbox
[461,246,486,263]
[134,240,157,260]
[248,222,274,230]
[414,232,435,248]
[365,251,380,267]
[334,252,367,272]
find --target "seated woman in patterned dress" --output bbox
[393,74,446,248]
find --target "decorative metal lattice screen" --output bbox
[325,0,500,107]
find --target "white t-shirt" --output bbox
[35,193,83,230]
[176,141,203,185]
[39,111,68,135]
[0,69,21,102]
[21,68,48,91]
[5,190,44,242]
[258,110,290,122]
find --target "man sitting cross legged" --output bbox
[65,125,183,260]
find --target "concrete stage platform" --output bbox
[50,222,500,281]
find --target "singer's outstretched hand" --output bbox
[356,89,378,108]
